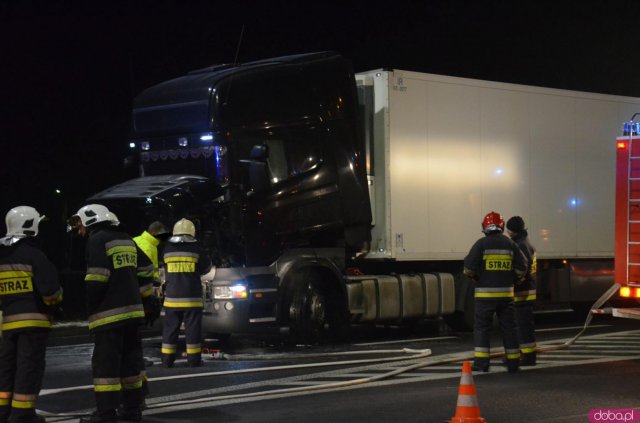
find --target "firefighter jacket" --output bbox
[84,227,149,332]
[463,232,527,300]
[163,240,212,309]
[133,231,161,284]
[511,230,537,303]
[0,238,63,332]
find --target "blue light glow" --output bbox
[200,134,214,142]
[568,197,580,207]
[495,168,503,175]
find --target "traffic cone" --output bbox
[447,361,487,423]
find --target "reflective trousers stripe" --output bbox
[11,399,35,409]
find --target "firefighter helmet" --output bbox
[5,206,45,237]
[482,211,504,234]
[73,204,113,227]
[172,219,196,237]
[105,211,120,226]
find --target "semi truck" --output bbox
[85,51,640,339]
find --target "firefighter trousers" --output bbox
[473,299,520,369]
[0,329,48,422]
[91,324,144,412]
[514,300,536,361]
[162,308,202,366]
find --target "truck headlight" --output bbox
[214,285,248,299]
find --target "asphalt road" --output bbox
[39,312,640,422]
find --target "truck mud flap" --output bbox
[345,273,455,323]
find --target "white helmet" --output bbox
[105,211,120,226]
[5,206,45,237]
[73,204,114,227]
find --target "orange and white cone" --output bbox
[447,361,487,423]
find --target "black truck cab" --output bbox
[90,52,372,338]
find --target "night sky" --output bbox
[3,1,640,245]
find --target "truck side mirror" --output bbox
[240,145,270,194]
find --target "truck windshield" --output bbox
[135,134,229,185]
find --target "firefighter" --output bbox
[0,206,63,423]
[72,204,148,423]
[463,211,527,373]
[161,219,212,368]
[506,216,538,366]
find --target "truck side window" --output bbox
[235,128,322,186]
[263,139,288,184]
[268,128,322,185]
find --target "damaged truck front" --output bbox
[91,52,373,339]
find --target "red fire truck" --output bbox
[612,117,640,319]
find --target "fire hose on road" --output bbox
[41,283,622,421]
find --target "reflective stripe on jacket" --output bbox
[463,232,527,300]
[0,239,62,332]
[85,228,144,332]
[163,241,212,309]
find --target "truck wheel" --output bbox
[443,274,475,332]
[288,269,347,342]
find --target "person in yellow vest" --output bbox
[133,221,169,288]
[133,222,167,328]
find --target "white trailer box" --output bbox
[357,70,640,262]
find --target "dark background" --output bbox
[2,0,640,264]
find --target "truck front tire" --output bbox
[287,269,348,342]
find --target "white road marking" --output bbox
[353,336,457,346]
[535,324,611,332]
[43,328,640,421]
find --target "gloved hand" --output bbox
[142,295,162,327]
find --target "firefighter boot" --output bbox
[161,353,175,369]
[116,405,142,422]
[0,407,10,423]
[7,413,45,423]
[187,355,203,368]
[78,410,117,423]
[520,353,536,366]
[505,358,519,373]
[471,359,489,372]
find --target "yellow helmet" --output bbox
[172,219,195,237]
